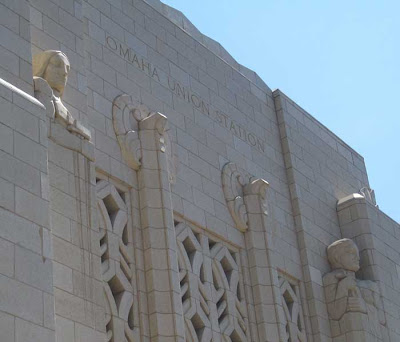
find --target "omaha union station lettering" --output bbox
[106,35,266,153]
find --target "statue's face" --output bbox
[43,53,70,95]
[340,244,360,272]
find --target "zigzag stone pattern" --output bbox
[175,220,249,342]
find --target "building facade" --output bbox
[0,0,399,341]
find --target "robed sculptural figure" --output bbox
[323,238,385,341]
[33,50,90,140]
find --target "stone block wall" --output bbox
[0,78,54,341]
[0,0,399,341]
[274,90,372,341]
[0,0,34,94]
[29,0,89,126]
[338,195,400,341]
[368,209,400,342]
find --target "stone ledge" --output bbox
[337,193,366,211]
[0,77,44,111]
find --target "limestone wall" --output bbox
[0,78,54,341]
[0,0,399,341]
[367,209,400,342]
[0,0,34,94]
[337,196,400,341]
[274,90,371,340]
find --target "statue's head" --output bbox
[33,50,70,97]
[327,238,360,272]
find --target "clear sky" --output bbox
[162,0,399,222]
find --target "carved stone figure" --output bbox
[33,50,90,140]
[324,239,385,341]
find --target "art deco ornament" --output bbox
[112,94,150,170]
[112,94,177,182]
[175,221,248,341]
[222,163,269,232]
[324,238,385,341]
[32,50,90,140]
[360,187,378,207]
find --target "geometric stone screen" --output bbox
[175,220,249,342]
[279,274,307,342]
[97,179,140,342]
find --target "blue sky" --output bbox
[162,0,399,222]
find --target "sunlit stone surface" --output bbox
[0,0,398,341]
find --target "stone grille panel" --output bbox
[279,274,306,342]
[97,179,139,342]
[175,220,249,342]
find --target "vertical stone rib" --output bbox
[243,179,285,342]
[138,112,185,342]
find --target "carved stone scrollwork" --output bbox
[222,163,269,232]
[360,187,378,207]
[112,94,177,182]
[222,163,251,232]
[112,95,150,170]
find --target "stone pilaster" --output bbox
[222,162,287,341]
[243,179,285,342]
[138,112,185,342]
[337,194,378,280]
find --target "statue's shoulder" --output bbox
[323,269,344,286]
[33,76,55,118]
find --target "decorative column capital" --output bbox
[244,178,269,215]
[139,112,169,153]
[222,162,269,232]
[113,94,150,170]
[113,94,177,183]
